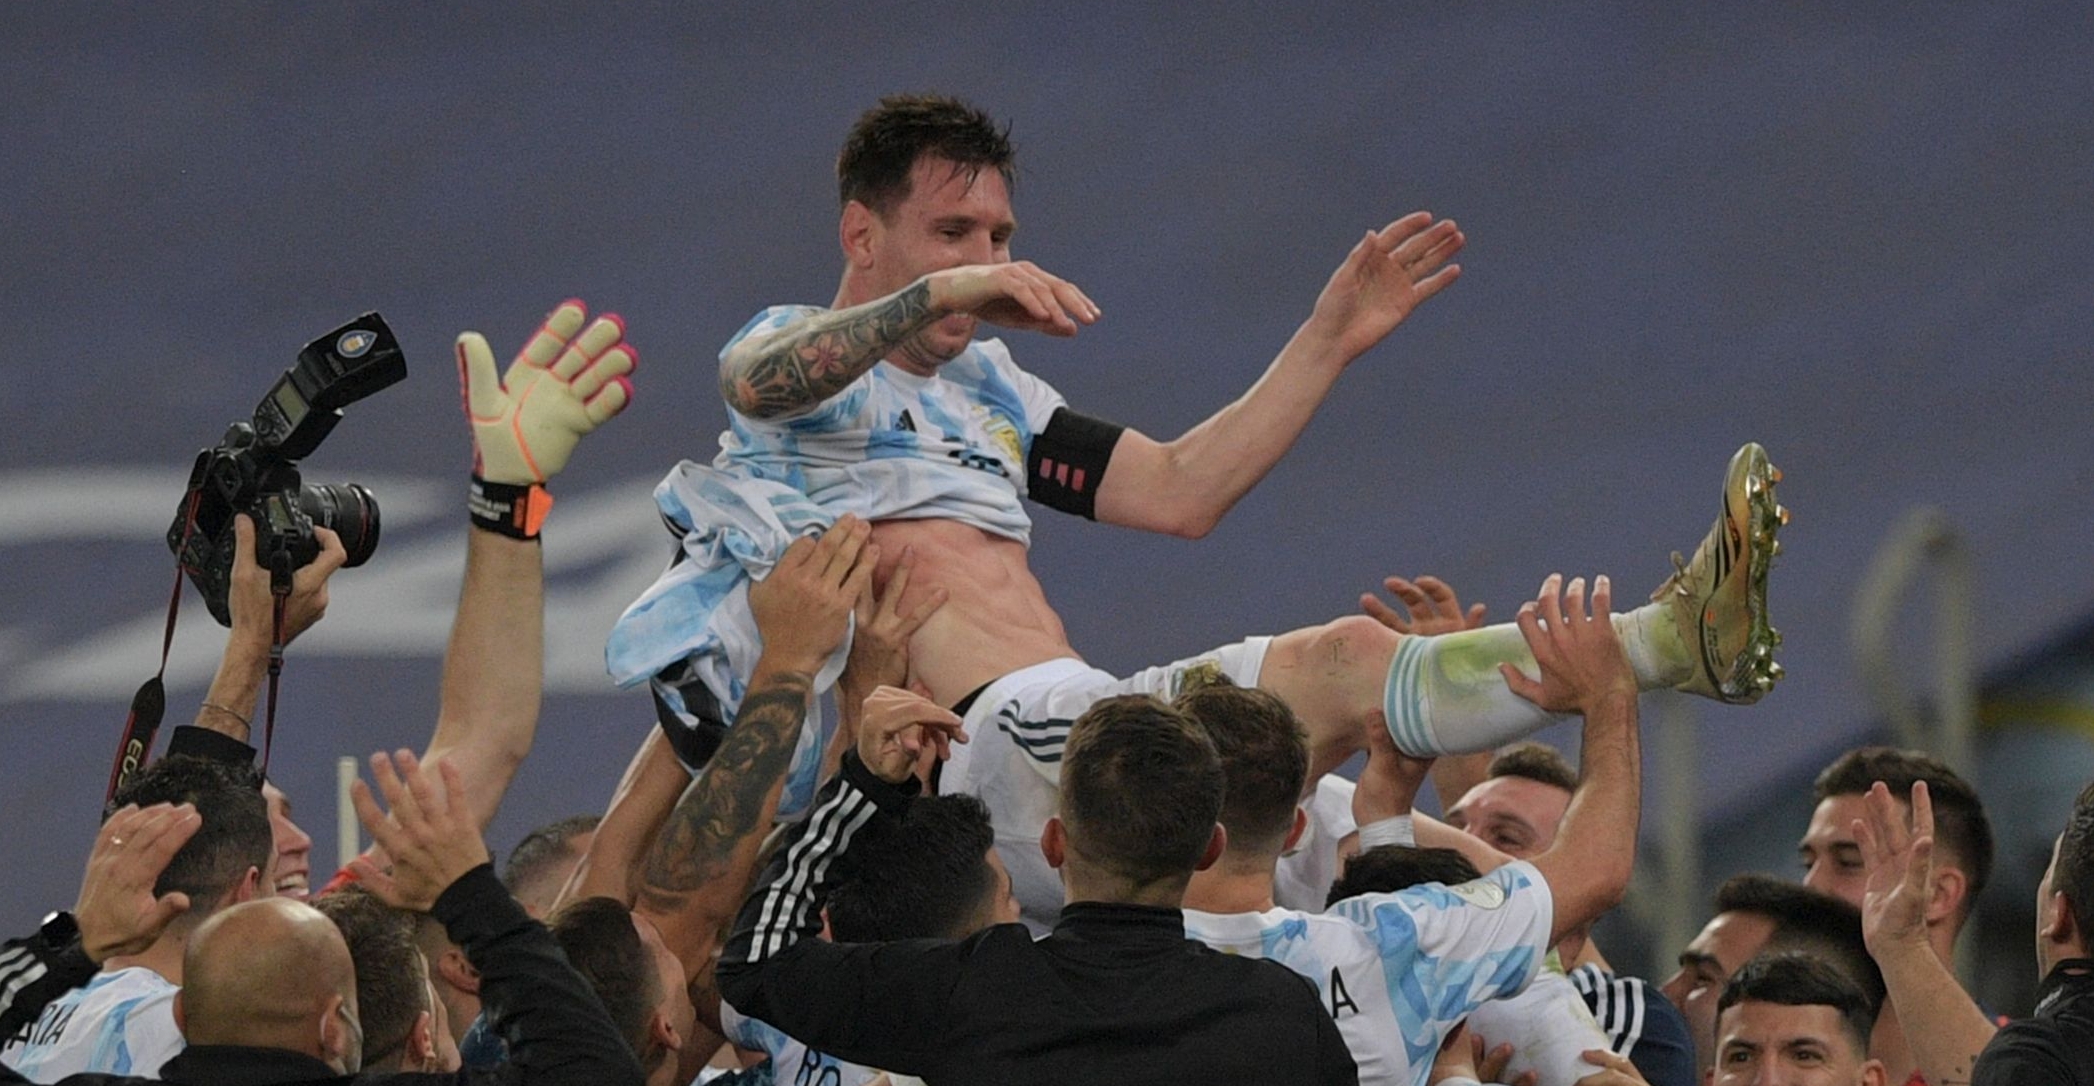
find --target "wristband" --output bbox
[468,476,551,540]
[1358,814,1415,849]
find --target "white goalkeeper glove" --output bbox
[458,298,635,485]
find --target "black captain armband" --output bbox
[1026,408,1125,519]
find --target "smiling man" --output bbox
[614,93,1788,927]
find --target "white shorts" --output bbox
[939,637,1272,930]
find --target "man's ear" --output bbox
[172,991,186,1035]
[230,865,263,905]
[318,994,351,1068]
[1860,1056,1889,1086]
[1040,817,1066,870]
[436,947,481,995]
[1282,806,1310,853]
[841,200,880,269]
[818,905,835,942]
[1194,824,1229,873]
[1927,863,1968,926]
[406,1010,436,1072]
[2043,888,2077,945]
[647,1007,682,1062]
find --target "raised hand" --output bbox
[348,751,491,912]
[924,261,1100,337]
[1354,712,1434,824]
[843,545,948,693]
[750,515,877,676]
[227,513,345,646]
[1361,574,1487,636]
[1500,574,1637,716]
[458,299,636,485]
[75,803,202,963]
[856,685,968,785]
[1305,212,1464,361]
[1854,780,1936,955]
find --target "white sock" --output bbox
[1381,601,1690,756]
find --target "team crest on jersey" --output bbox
[974,406,1023,465]
[1446,879,1508,909]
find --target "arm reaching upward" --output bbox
[1503,575,1643,946]
[1093,213,1462,538]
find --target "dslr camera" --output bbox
[168,313,407,626]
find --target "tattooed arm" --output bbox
[629,516,876,1034]
[720,262,1099,420]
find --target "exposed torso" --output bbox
[871,517,1075,706]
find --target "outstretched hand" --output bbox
[843,544,947,694]
[751,515,877,676]
[1354,713,1434,824]
[75,803,202,963]
[925,261,1100,338]
[1854,780,1936,955]
[1306,212,1464,361]
[458,299,636,486]
[856,685,967,785]
[1500,574,1637,716]
[348,751,491,912]
[1362,574,1487,636]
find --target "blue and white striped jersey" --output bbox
[0,966,182,1082]
[1183,861,1552,1086]
[605,306,1068,817]
[720,1001,880,1086]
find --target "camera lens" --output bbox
[299,483,381,567]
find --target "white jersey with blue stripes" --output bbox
[1182,860,1553,1086]
[0,966,182,1082]
[720,1000,881,1086]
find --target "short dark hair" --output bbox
[313,887,426,1070]
[109,755,271,910]
[2056,778,2094,943]
[1712,874,1885,1012]
[502,814,600,899]
[1717,951,1879,1056]
[548,897,660,1059]
[828,794,999,942]
[1060,695,1224,890]
[1326,845,1484,908]
[1173,679,1309,856]
[837,94,1015,215]
[1815,746,1994,903]
[1487,741,1578,793]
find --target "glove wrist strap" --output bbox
[469,476,551,540]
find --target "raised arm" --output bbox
[1092,213,1462,538]
[720,262,1097,420]
[422,300,635,831]
[1855,780,1998,1085]
[1503,575,1642,946]
[633,519,874,1012]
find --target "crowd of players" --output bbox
[3,95,2090,1086]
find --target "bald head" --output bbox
[180,897,362,1070]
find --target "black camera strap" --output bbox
[262,552,294,775]
[107,494,202,805]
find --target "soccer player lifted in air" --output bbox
[609,95,1787,925]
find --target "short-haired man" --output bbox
[721,794,1019,1086]
[1970,777,2094,1084]
[1662,874,1883,1077]
[609,94,1789,930]
[2,757,273,1081]
[1176,574,1640,1085]
[716,688,1357,1082]
[0,752,646,1086]
[312,888,452,1074]
[545,897,695,1086]
[1711,952,1887,1086]
[1856,776,2094,1086]
[1798,749,1993,1085]
[502,815,601,918]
